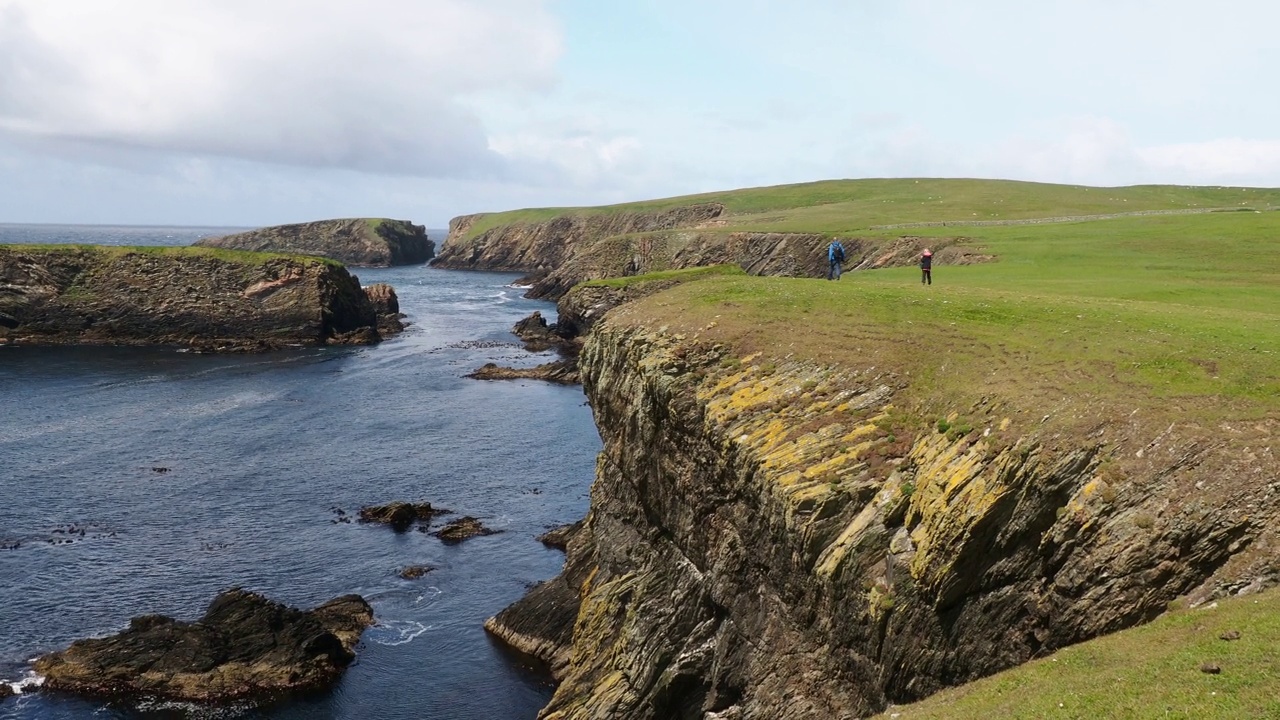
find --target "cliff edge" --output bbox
[196,218,434,267]
[486,270,1278,719]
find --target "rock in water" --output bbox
[433,516,501,544]
[467,360,581,385]
[358,501,439,531]
[33,589,374,702]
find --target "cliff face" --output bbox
[431,204,726,280]
[436,205,989,301]
[490,319,1277,719]
[196,218,434,267]
[0,247,386,350]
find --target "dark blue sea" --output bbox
[0,225,598,719]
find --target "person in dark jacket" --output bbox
[920,248,933,285]
[827,240,846,280]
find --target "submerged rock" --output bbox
[33,589,374,702]
[399,565,434,580]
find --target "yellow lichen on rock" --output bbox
[905,432,1012,584]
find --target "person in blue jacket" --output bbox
[827,239,846,280]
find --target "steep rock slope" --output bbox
[196,218,433,267]
[436,205,985,301]
[432,204,727,279]
[0,246,387,349]
[490,318,1277,719]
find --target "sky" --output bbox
[1,0,1279,228]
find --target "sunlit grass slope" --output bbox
[596,182,1278,418]
[867,589,1280,720]
[460,177,1280,239]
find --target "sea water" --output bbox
[0,225,599,719]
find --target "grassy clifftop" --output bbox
[457,177,1280,240]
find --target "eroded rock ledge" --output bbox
[196,218,434,267]
[0,246,396,350]
[34,589,374,702]
[487,320,1278,720]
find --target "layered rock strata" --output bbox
[0,247,389,350]
[34,589,374,702]
[432,204,726,280]
[488,320,1278,719]
[196,219,434,267]
[436,203,988,302]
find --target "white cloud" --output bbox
[1138,139,1280,183]
[0,0,562,177]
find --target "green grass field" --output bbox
[869,588,1280,720]
[459,177,1280,239]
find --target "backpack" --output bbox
[831,242,845,262]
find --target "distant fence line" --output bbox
[870,206,1273,231]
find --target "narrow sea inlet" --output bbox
[0,227,600,719]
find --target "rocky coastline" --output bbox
[0,246,399,350]
[482,314,1278,719]
[196,218,434,267]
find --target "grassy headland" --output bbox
[558,180,1279,426]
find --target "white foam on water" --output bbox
[366,620,432,647]
[133,697,256,718]
[5,670,44,694]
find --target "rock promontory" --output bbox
[33,589,374,702]
[0,246,392,350]
[196,218,434,267]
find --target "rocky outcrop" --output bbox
[359,502,440,531]
[513,310,568,352]
[0,246,389,350]
[487,320,1278,720]
[34,589,374,702]
[432,204,725,279]
[467,360,580,385]
[363,283,406,335]
[433,516,501,544]
[196,219,434,267]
